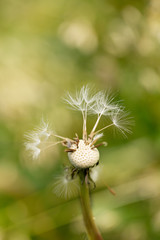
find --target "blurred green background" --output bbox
[0,0,160,239]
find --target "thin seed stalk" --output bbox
[90,113,102,136]
[79,171,103,240]
[82,111,87,141]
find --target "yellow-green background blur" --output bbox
[0,0,160,239]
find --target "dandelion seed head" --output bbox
[68,140,99,169]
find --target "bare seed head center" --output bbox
[68,139,99,169]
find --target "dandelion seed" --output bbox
[64,86,97,140]
[24,120,63,160]
[53,173,79,199]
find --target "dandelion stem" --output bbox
[79,170,103,240]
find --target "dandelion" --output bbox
[24,86,133,240]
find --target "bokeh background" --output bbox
[0,0,160,239]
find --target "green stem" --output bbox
[79,171,103,240]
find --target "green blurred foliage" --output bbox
[0,0,160,239]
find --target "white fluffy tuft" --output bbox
[111,110,134,137]
[24,120,53,160]
[90,91,120,116]
[64,85,96,113]
[53,174,79,199]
